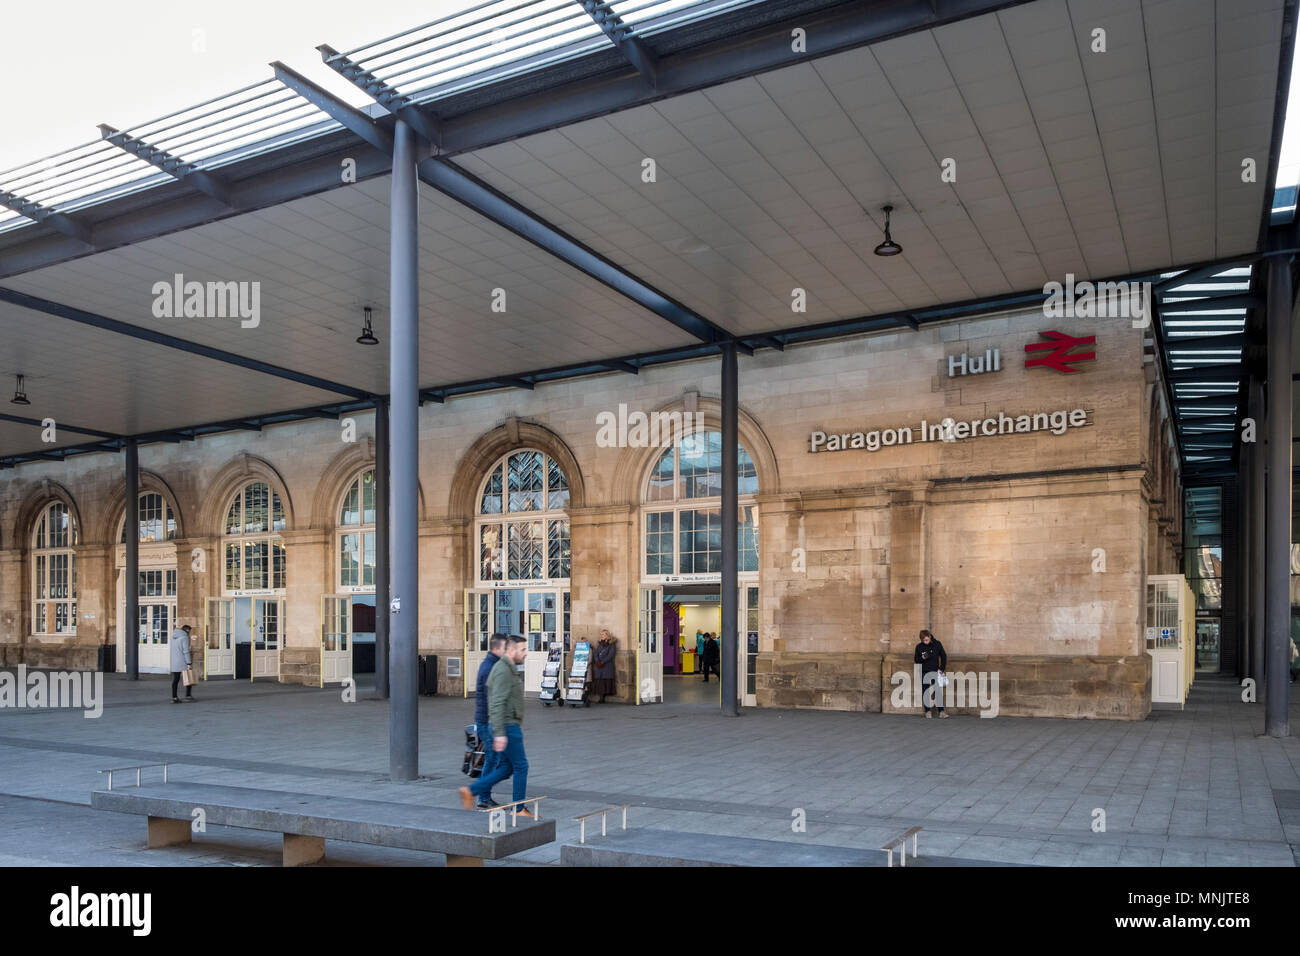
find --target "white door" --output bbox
[636,586,663,704]
[205,597,235,678]
[114,570,172,674]
[463,589,491,698]
[140,603,172,672]
[523,589,561,694]
[739,584,758,707]
[251,598,282,681]
[321,595,352,686]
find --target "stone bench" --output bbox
[91,781,555,867]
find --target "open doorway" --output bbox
[648,584,758,707]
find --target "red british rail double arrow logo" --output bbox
[1025,330,1096,374]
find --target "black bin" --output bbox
[235,644,251,680]
[418,654,438,696]
[97,643,116,673]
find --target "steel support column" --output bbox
[1265,258,1293,736]
[388,122,420,777]
[375,396,390,700]
[720,342,738,716]
[124,440,139,681]
[1239,440,1253,680]
[1250,376,1267,692]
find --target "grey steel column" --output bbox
[1265,256,1292,737]
[124,439,139,680]
[720,341,738,716]
[389,121,420,777]
[375,397,390,699]
[1238,441,1252,680]
[1250,376,1266,691]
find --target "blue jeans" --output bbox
[470,723,528,804]
[922,671,944,712]
[475,723,502,800]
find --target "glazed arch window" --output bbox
[119,492,177,543]
[338,469,376,589]
[223,481,287,591]
[32,501,78,634]
[642,430,759,577]
[476,449,570,584]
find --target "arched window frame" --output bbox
[222,481,287,594]
[32,500,78,634]
[118,491,177,543]
[336,468,376,591]
[640,430,760,580]
[474,449,571,585]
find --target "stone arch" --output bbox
[309,440,428,529]
[610,395,780,506]
[197,454,296,538]
[101,472,186,545]
[448,418,587,520]
[12,479,84,549]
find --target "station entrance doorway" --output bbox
[465,588,570,695]
[637,583,758,707]
[203,596,283,680]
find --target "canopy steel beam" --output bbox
[0,189,92,245]
[1159,294,1262,313]
[0,411,119,439]
[316,45,443,149]
[578,0,660,86]
[97,124,233,206]
[1167,364,1250,382]
[0,287,371,400]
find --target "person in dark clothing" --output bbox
[701,633,721,683]
[914,628,948,718]
[472,634,507,808]
[590,629,618,702]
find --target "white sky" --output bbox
[1,0,1297,189]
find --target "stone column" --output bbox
[174,537,215,674]
[0,548,21,665]
[888,484,931,648]
[570,504,635,702]
[279,529,327,686]
[72,544,113,670]
[420,517,466,694]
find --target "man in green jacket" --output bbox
[461,635,532,816]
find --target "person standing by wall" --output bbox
[169,624,194,703]
[701,632,721,683]
[471,634,506,808]
[914,629,948,718]
[591,629,618,703]
[461,635,532,816]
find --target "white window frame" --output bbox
[474,448,571,587]
[117,491,177,543]
[337,469,377,593]
[222,482,287,595]
[640,432,760,582]
[32,500,78,635]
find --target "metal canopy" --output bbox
[0,0,1293,471]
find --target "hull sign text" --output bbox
[810,408,1089,454]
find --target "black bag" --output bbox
[461,724,485,778]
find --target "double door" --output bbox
[464,588,568,695]
[637,584,758,707]
[203,597,282,680]
[321,595,353,685]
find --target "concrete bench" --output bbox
[561,828,1022,867]
[91,781,555,867]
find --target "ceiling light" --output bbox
[356,306,379,346]
[10,374,30,406]
[873,204,903,257]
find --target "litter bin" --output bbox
[418,655,438,696]
[97,643,116,673]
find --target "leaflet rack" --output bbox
[565,640,591,707]
[539,643,565,707]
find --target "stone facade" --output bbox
[0,306,1182,718]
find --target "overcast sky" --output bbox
[1,0,1297,188]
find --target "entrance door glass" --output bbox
[321,595,352,685]
[464,590,491,698]
[1195,619,1220,672]
[637,587,663,703]
[741,585,758,706]
[205,597,235,678]
[251,598,282,680]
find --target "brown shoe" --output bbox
[458,786,475,811]
[514,808,535,819]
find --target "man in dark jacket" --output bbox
[914,629,948,718]
[471,634,506,808]
[701,633,721,683]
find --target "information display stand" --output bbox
[540,643,565,707]
[565,641,591,707]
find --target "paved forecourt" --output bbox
[0,671,1297,866]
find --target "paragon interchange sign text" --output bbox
[809,407,1089,453]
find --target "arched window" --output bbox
[223,482,286,592]
[338,469,376,589]
[475,449,570,583]
[642,430,759,577]
[32,501,78,634]
[119,492,177,542]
